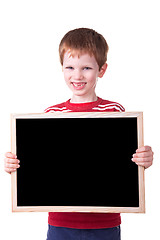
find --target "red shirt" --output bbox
[45,97,125,229]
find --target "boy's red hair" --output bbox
[59,28,109,70]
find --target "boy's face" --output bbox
[62,51,106,102]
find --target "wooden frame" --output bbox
[11,112,145,213]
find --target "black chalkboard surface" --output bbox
[11,112,145,213]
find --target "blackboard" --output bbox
[11,112,145,213]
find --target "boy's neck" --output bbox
[70,93,98,103]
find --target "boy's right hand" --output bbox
[4,152,20,174]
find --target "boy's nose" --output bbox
[74,70,83,80]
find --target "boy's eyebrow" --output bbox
[81,65,93,68]
[64,63,93,67]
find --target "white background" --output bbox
[0,0,160,239]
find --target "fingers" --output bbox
[4,159,20,168]
[4,152,20,174]
[132,158,153,169]
[4,166,19,173]
[5,152,17,159]
[132,157,153,164]
[135,145,152,153]
[133,151,152,159]
[132,145,154,169]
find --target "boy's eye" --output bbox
[66,66,74,70]
[83,67,92,70]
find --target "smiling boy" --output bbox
[62,51,107,103]
[4,28,153,240]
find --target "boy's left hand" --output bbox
[132,145,154,169]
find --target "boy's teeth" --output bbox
[73,83,85,86]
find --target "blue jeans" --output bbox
[46,225,121,240]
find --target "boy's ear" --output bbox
[98,63,108,78]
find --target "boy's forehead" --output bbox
[64,49,94,62]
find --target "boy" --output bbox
[4,28,153,240]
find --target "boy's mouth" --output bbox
[72,82,86,90]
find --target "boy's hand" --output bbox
[132,146,153,169]
[4,152,20,174]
